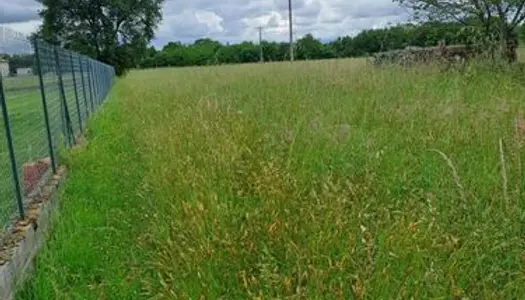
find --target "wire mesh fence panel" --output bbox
[35,41,68,164]
[55,48,81,140]
[90,60,98,106]
[0,27,115,232]
[76,54,90,121]
[0,77,19,238]
[84,59,95,113]
[1,35,51,219]
[69,52,85,134]
[91,61,97,105]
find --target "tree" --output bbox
[216,45,239,64]
[39,0,164,75]
[393,0,525,61]
[261,41,281,62]
[236,42,259,63]
[296,34,334,60]
[329,36,358,58]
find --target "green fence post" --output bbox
[79,55,89,118]
[93,61,99,107]
[34,40,57,174]
[90,61,95,107]
[55,54,67,142]
[97,64,102,103]
[0,74,25,220]
[94,62,100,105]
[54,46,75,146]
[86,59,95,112]
[69,52,83,134]
[105,67,109,97]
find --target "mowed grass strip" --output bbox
[21,60,525,299]
[18,83,152,299]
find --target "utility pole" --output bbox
[288,0,294,61]
[258,26,264,63]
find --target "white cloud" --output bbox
[0,0,41,24]
[156,9,225,42]
[195,10,224,33]
[2,20,41,36]
[0,0,42,38]
[155,0,408,45]
[0,0,409,47]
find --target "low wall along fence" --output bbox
[0,35,115,238]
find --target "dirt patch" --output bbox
[22,158,51,196]
[0,166,66,266]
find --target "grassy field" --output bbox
[19,59,525,299]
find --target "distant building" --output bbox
[0,59,9,78]
[16,67,32,76]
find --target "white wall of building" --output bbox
[0,62,9,78]
[16,68,32,76]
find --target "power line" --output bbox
[288,0,294,62]
[258,26,264,63]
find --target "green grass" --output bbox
[19,59,525,299]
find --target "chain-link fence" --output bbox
[0,27,115,238]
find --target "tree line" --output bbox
[140,21,479,68]
[36,0,525,75]
[0,20,477,74]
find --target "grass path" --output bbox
[19,60,525,299]
[18,82,151,299]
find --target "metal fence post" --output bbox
[34,40,57,174]
[0,74,25,220]
[86,59,95,112]
[69,52,83,133]
[97,63,101,104]
[96,64,101,104]
[93,61,99,105]
[55,55,67,142]
[89,60,95,108]
[79,55,89,118]
[91,61,96,106]
[105,65,109,99]
[54,46,75,146]
[103,67,107,101]
[96,64,100,103]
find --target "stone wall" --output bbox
[373,44,481,66]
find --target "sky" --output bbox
[0,0,409,48]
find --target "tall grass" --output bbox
[21,59,525,299]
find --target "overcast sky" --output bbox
[0,0,408,47]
